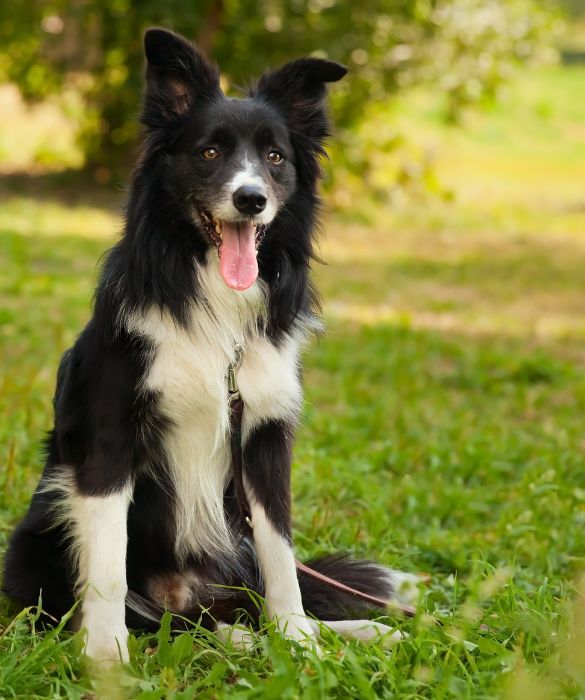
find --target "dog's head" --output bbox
[141,28,346,291]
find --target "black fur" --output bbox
[2,29,397,633]
[243,420,294,539]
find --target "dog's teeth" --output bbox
[214,221,222,235]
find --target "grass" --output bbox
[1,63,585,698]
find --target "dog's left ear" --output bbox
[142,28,220,125]
[256,57,347,106]
[254,58,347,142]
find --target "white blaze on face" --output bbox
[229,160,266,195]
[213,158,277,226]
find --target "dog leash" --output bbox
[227,345,254,530]
[227,345,415,617]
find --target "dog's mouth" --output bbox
[199,209,267,292]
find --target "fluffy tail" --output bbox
[125,586,263,632]
[125,553,412,631]
[298,553,408,620]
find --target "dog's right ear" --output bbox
[142,28,220,125]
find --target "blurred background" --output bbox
[1,2,585,696]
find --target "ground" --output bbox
[1,64,585,698]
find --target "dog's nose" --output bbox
[233,186,267,216]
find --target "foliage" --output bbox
[0,0,557,184]
[559,0,585,17]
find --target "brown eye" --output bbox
[267,150,283,165]
[202,147,220,160]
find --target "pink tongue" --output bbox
[219,221,258,291]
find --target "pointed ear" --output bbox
[142,28,220,125]
[254,57,347,152]
[256,57,347,105]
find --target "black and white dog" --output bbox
[3,29,415,662]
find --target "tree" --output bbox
[0,0,556,184]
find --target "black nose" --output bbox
[233,186,267,216]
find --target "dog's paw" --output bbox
[276,613,322,654]
[310,619,404,646]
[277,613,316,641]
[83,612,129,664]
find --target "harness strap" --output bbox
[227,346,414,617]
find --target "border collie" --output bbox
[3,28,415,663]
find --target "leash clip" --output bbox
[227,343,243,400]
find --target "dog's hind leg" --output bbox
[214,619,403,649]
[2,512,75,621]
[308,619,404,644]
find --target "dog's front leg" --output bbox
[249,504,314,641]
[71,483,133,663]
[244,420,315,642]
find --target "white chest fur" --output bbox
[126,256,304,560]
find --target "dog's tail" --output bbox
[125,585,263,632]
[298,553,417,620]
[125,553,417,631]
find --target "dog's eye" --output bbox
[202,147,220,160]
[267,150,283,165]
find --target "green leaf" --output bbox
[171,632,194,666]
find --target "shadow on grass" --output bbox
[316,237,585,349]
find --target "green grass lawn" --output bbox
[1,64,585,698]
